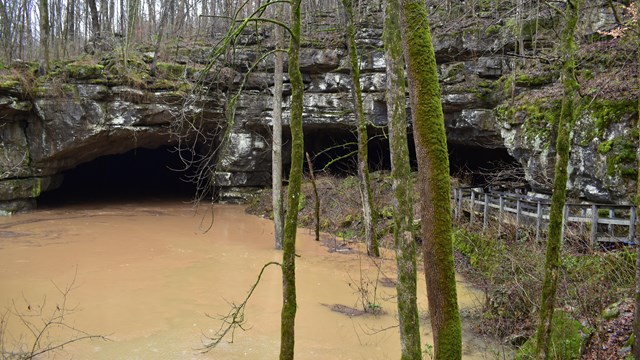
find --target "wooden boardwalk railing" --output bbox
[452,187,637,247]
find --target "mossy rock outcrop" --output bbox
[65,62,105,80]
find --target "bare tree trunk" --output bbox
[632,3,640,359]
[399,0,461,358]
[107,0,114,33]
[384,0,421,357]
[150,0,174,76]
[0,0,12,63]
[123,0,139,71]
[305,152,320,242]
[341,0,379,257]
[534,1,580,359]
[63,0,75,55]
[272,1,285,250]
[280,0,303,358]
[87,0,99,36]
[100,0,108,33]
[39,0,50,73]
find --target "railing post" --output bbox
[630,206,636,244]
[453,189,462,221]
[470,190,475,225]
[561,204,568,243]
[536,201,542,242]
[453,188,458,219]
[483,193,489,232]
[591,204,598,247]
[608,209,614,235]
[516,198,521,227]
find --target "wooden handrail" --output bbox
[451,187,638,247]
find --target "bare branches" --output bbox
[0,270,108,359]
[201,261,281,352]
[170,0,293,212]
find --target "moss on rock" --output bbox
[65,62,105,80]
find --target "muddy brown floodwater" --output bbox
[0,200,508,359]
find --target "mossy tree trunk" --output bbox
[272,2,285,250]
[534,1,580,359]
[341,0,379,257]
[279,0,302,358]
[383,0,421,358]
[398,1,461,358]
[634,1,640,357]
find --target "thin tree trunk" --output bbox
[384,0,421,357]
[123,0,139,72]
[150,0,174,76]
[341,0,379,257]
[200,0,207,32]
[280,0,302,358]
[39,0,50,73]
[87,0,99,36]
[107,0,114,33]
[305,152,320,242]
[633,2,640,358]
[398,1,461,358]
[0,0,12,62]
[272,2,285,250]
[100,0,108,33]
[63,0,75,55]
[534,1,580,359]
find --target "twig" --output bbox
[201,261,281,352]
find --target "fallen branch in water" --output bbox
[201,261,281,352]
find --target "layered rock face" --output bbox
[0,0,637,214]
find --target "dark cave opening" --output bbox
[38,146,198,207]
[301,128,395,175]
[448,143,523,188]
[300,128,521,189]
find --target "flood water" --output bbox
[0,200,506,359]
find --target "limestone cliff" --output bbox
[0,0,637,214]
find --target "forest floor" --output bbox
[246,172,636,359]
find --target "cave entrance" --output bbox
[38,146,198,208]
[298,129,523,190]
[301,128,400,176]
[448,144,524,189]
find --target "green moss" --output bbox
[379,205,394,219]
[473,79,499,106]
[598,138,638,179]
[588,99,636,137]
[31,178,41,197]
[497,98,562,146]
[442,62,465,82]
[485,24,502,36]
[402,0,461,357]
[297,194,307,211]
[514,73,554,87]
[602,302,621,320]
[155,62,186,79]
[0,78,20,91]
[65,62,104,80]
[517,311,591,360]
[453,229,505,276]
[597,140,614,154]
